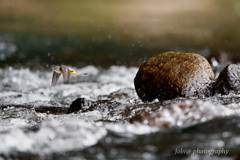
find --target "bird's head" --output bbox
[69,69,78,74]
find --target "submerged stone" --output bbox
[134,51,215,102]
[216,64,240,95]
[68,98,120,113]
[130,100,235,129]
[87,100,121,112]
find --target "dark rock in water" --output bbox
[134,51,215,102]
[68,98,121,113]
[216,64,240,95]
[67,98,85,113]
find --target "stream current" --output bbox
[0,63,240,160]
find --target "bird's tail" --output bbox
[77,73,89,76]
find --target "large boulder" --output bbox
[134,51,215,102]
[216,64,240,95]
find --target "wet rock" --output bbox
[216,64,240,95]
[130,100,235,129]
[68,98,120,113]
[134,51,215,102]
[67,98,85,113]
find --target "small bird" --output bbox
[51,65,88,86]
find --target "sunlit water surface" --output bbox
[1,64,240,160]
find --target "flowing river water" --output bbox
[1,62,240,160]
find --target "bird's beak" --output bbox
[71,71,78,74]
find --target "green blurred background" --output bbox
[0,0,240,68]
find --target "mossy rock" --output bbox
[134,51,215,102]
